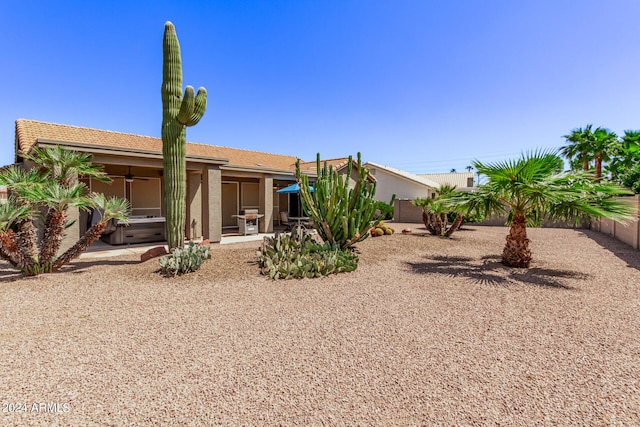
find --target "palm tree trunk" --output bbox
[444,214,463,237]
[594,155,602,182]
[0,231,20,268]
[39,210,66,264]
[423,211,438,235]
[502,212,531,268]
[53,222,106,271]
[15,219,38,271]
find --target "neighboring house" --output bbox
[298,155,378,189]
[300,157,440,205]
[418,172,475,192]
[14,119,312,246]
[362,162,439,202]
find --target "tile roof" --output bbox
[15,119,300,172]
[296,157,377,182]
[296,157,351,173]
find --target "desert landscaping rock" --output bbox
[1,225,639,425]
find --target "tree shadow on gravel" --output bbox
[0,259,140,282]
[61,259,141,274]
[405,255,586,289]
[577,230,640,271]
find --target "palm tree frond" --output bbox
[90,193,131,223]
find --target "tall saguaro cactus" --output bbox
[162,21,207,250]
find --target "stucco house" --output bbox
[299,157,440,203]
[14,119,313,246]
[362,162,439,201]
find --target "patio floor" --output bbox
[79,229,283,260]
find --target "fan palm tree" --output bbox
[24,146,110,186]
[561,125,593,172]
[444,151,633,268]
[53,193,130,270]
[18,182,92,265]
[591,127,618,181]
[0,147,130,275]
[561,125,618,181]
[0,198,32,268]
[607,130,640,183]
[412,185,464,237]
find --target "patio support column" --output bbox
[186,171,203,240]
[202,165,222,243]
[259,175,273,233]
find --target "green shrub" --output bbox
[374,197,395,220]
[257,232,358,280]
[622,163,640,194]
[159,241,211,276]
[447,211,485,224]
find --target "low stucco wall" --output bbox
[394,195,640,251]
[394,199,423,223]
[594,195,640,250]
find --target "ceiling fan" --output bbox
[124,166,148,183]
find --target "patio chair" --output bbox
[279,212,292,231]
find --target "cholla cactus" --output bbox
[162,21,207,250]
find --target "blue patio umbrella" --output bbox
[276,183,314,193]
[276,182,314,217]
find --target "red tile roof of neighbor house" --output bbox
[297,157,352,172]
[15,119,300,172]
[297,156,377,183]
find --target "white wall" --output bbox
[369,168,433,202]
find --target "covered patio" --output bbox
[13,119,314,251]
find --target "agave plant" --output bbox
[0,147,130,275]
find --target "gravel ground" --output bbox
[1,224,639,426]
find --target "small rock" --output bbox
[402,228,412,234]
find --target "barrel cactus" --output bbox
[162,21,207,250]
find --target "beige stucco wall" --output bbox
[595,195,640,250]
[259,176,274,233]
[394,199,424,223]
[202,166,222,243]
[187,171,203,240]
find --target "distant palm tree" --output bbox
[591,127,618,181]
[444,151,633,268]
[607,130,640,182]
[561,125,617,181]
[450,168,457,173]
[465,165,473,172]
[561,125,594,172]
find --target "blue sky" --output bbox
[2,1,639,173]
